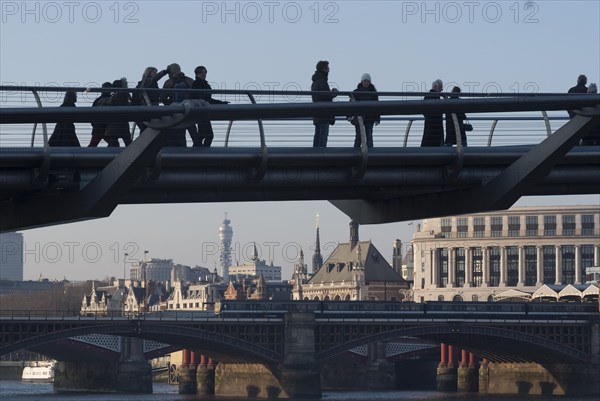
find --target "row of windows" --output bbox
[434,245,595,287]
[439,214,595,238]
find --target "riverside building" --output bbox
[412,205,600,302]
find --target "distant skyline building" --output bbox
[219,213,233,283]
[228,243,282,282]
[0,232,23,281]
[130,258,173,283]
[311,214,323,274]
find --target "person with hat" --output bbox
[347,73,380,148]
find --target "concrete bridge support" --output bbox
[365,342,396,390]
[436,343,457,392]
[196,356,215,395]
[457,350,478,392]
[177,349,196,394]
[215,312,321,399]
[54,337,152,393]
[479,362,600,396]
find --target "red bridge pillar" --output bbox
[197,355,215,395]
[177,349,197,394]
[437,343,457,391]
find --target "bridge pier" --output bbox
[479,362,600,396]
[457,351,478,392]
[54,337,151,393]
[196,356,215,395]
[436,343,457,392]
[365,342,396,390]
[215,312,321,399]
[177,349,196,394]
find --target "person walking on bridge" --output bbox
[190,66,229,147]
[48,91,79,147]
[348,73,380,148]
[311,60,338,147]
[421,79,444,147]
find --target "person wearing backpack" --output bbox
[161,63,197,146]
[190,66,229,147]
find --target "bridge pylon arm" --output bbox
[0,127,167,231]
[331,110,600,224]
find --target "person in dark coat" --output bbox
[88,82,112,147]
[421,79,444,147]
[311,60,338,147]
[581,83,600,146]
[347,73,380,148]
[445,86,470,146]
[190,66,229,147]
[161,63,195,147]
[567,74,588,118]
[104,78,132,147]
[48,91,79,147]
[133,66,168,132]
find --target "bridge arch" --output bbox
[318,324,589,364]
[1,322,282,364]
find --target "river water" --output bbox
[0,381,598,401]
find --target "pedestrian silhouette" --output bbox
[48,91,79,147]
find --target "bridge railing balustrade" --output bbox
[0,86,576,149]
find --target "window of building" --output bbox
[489,247,501,287]
[491,216,502,237]
[544,215,557,236]
[453,295,463,302]
[473,217,485,238]
[582,215,595,236]
[525,246,537,286]
[562,215,575,236]
[438,295,445,301]
[438,248,448,287]
[506,246,519,286]
[472,294,479,302]
[581,245,595,284]
[441,218,452,238]
[455,248,465,287]
[472,247,483,287]
[457,218,468,238]
[562,245,575,284]
[525,216,539,237]
[508,216,520,237]
[543,246,555,284]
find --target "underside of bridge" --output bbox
[1,95,599,231]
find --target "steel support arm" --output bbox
[331,111,600,223]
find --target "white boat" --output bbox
[21,361,55,382]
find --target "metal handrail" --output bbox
[247,92,268,182]
[29,89,50,185]
[348,93,369,180]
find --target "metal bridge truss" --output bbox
[1,87,599,231]
[0,314,594,365]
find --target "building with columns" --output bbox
[412,205,600,302]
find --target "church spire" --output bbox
[311,214,323,274]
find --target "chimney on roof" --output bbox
[349,220,359,250]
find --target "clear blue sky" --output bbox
[1,1,599,280]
